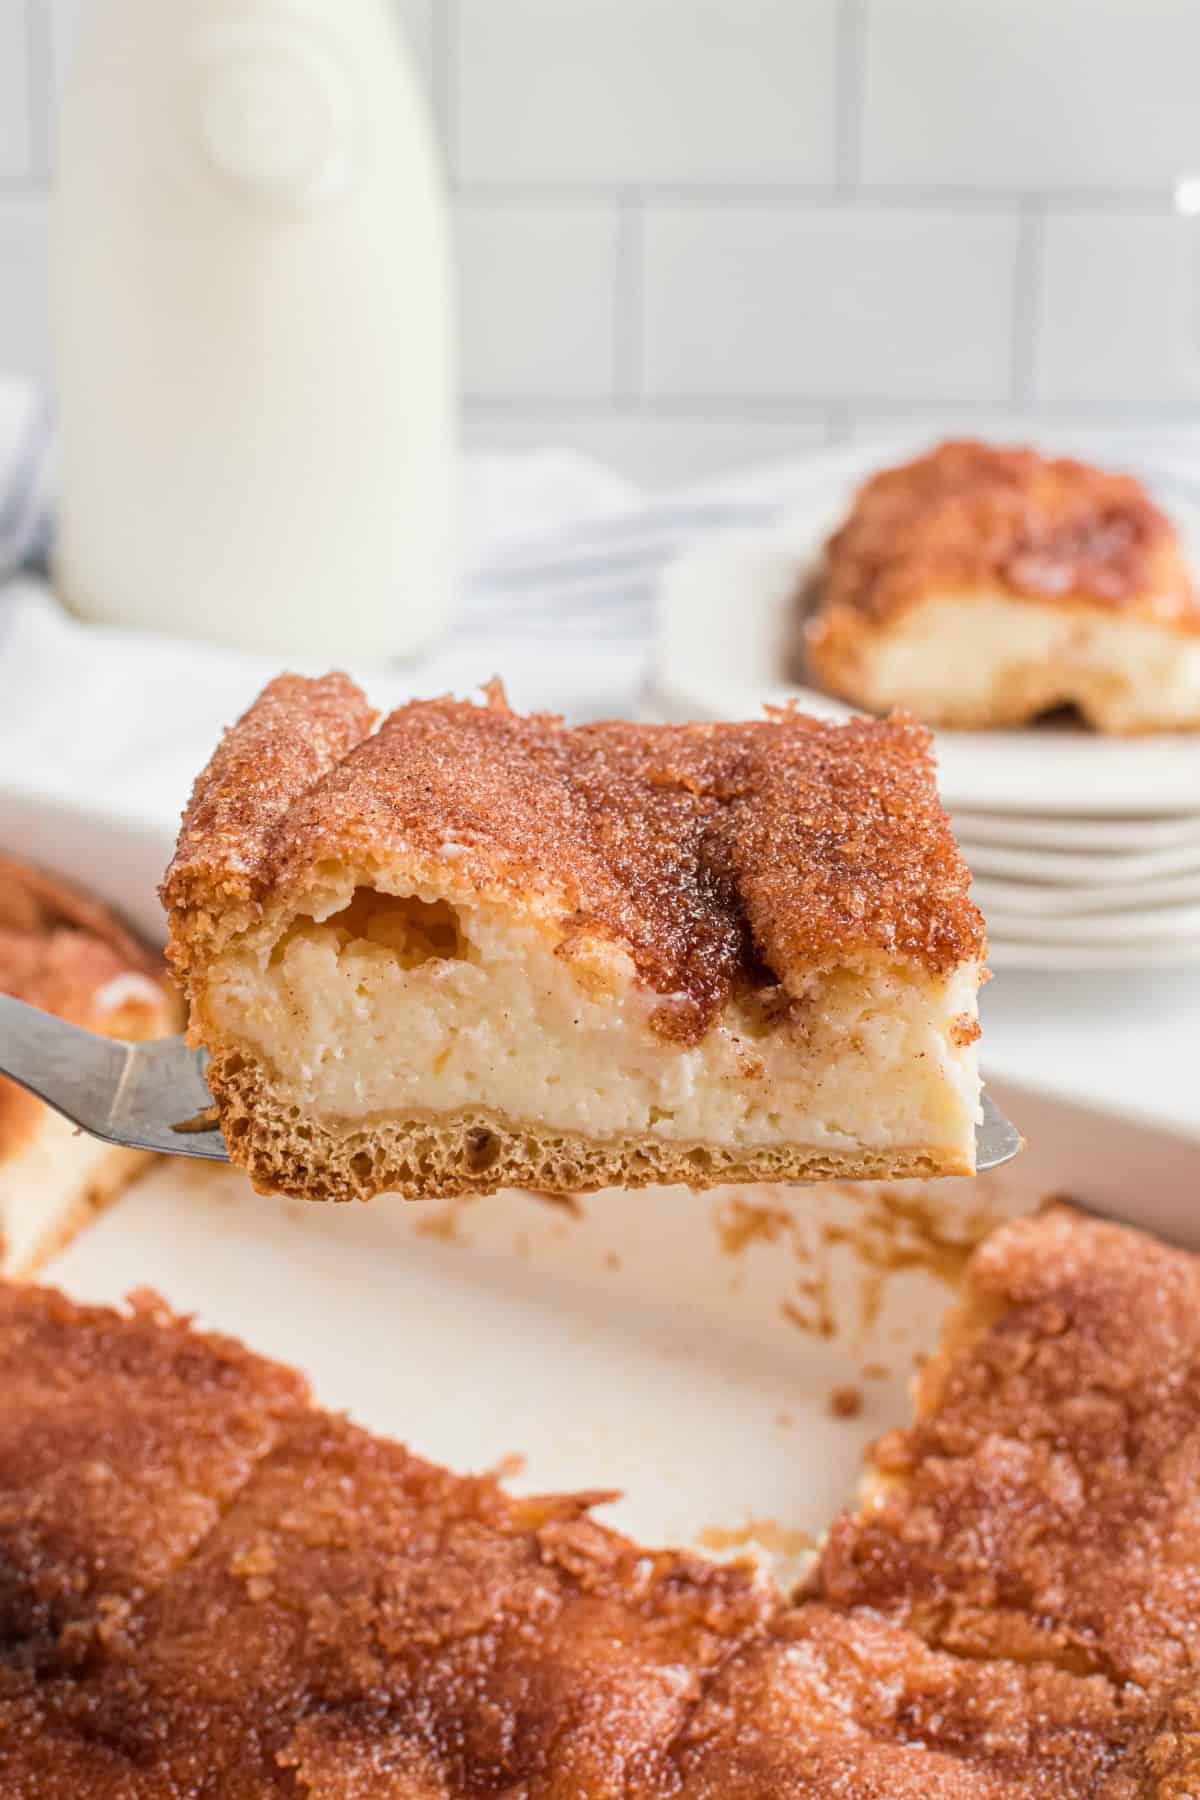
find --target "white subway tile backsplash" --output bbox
[456,0,837,186]
[1034,213,1200,406]
[861,0,1200,192]
[0,198,49,375]
[0,0,33,179]
[464,410,829,489]
[641,207,1019,403]
[458,205,620,401]
[15,0,1200,486]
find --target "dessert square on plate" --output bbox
[805,438,1200,733]
[163,676,986,1202]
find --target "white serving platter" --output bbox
[3,788,1199,1568]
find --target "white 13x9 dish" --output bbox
[1,779,1197,1564]
[35,1074,1200,1574]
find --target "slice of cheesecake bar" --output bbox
[804,438,1200,733]
[163,675,986,1202]
[0,854,180,1275]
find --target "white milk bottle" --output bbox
[51,0,455,659]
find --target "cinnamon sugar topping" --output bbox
[822,438,1200,627]
[3,1211,1200,1794]
[164,679,984,1045]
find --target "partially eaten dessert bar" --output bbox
[163,676,986,1201]
[804,438,1200,733]
[1,1208,1197,1796]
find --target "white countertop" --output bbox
[982,965,1200,1139]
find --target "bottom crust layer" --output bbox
[208,1049,973,1202]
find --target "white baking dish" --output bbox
[2,785,1197,1569]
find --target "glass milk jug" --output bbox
[51,0,455,658]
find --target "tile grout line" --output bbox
[833,0,865,191]
[432,0,459,192]
[24,0,52,185]
[613,192,643,408]
[0,174,49,198]
[452,180,1182,216]
[460,394,1200,423]
[1009,197,1045,412]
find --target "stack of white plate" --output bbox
[948,806,1200,971]
[645,450,1200,972]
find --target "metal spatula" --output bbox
[0,992,1023,1176]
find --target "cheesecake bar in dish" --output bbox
[804,437,1200,732]
[0,853,178,1276]
[163,675,986,1202]
[2,1207,1198,1797]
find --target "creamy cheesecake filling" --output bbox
[837,590,1200,731]
[203,884,981,1159]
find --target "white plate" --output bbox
[952,808,1200,855]
[987,936,1200,971]
[973,871,1200,919]
[963,837,1200,889]
[980,905,1200,945]
[651,466,1200,817]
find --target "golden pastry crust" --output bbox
[804,441,1200,733]
[813,1208,1200,1689]
[163,677,985,1015]
[165,671,377,949]
[1,1208,1199,1795]
[817,439,1199,630]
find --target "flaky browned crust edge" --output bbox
[161,672,377,983]
[207,1048,974,1202]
